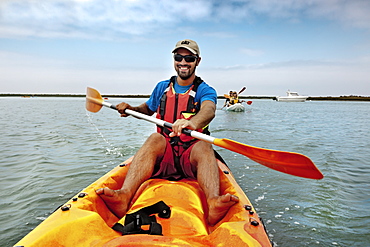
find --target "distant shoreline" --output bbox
[1,94,370,101]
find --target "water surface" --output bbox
[1,97,369,246]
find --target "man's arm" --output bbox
[189,100,216,129]
[132,103,155,116]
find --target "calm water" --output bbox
[1,97,369,246]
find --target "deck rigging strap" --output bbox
[112,201,171,236]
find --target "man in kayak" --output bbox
[222,91,233,109]
[96,39,239,226]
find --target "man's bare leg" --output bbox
[96,133,166,218]
[191,141,239,226]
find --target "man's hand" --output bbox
[116,102,132,117]
[169,119,196,137]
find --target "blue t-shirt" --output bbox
[146,77,217,112]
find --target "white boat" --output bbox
[224,103,245,112]
[276,90,308,102]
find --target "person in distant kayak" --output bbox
[231,91,246,105]
[223,91,245,108]
[222,91,233,108]
[96,39,239,226]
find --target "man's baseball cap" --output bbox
[172,39,200,56]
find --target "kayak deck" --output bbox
[15,157,271,247]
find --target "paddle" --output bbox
[237,87,253,105]
[224,87,246,98]
[86,87,323,180]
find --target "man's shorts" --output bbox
[151,140,198,180]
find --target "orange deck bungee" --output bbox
[15,156,272,247]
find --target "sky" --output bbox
[1,0,370,96]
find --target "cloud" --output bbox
[304,0,370,29]
[203,60,370,97]
[212,56,370,73]
[1,0,369,40]
[0,0,211,39]
[240,48,264,57]
[214,0,370,29]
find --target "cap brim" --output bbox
[172,46,198,55]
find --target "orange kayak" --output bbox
[15,156,272,246]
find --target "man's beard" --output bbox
[176,66,196,80]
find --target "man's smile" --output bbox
[178,65,190,71]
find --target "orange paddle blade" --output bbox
[86,87,103,113]
[224,94,230,98]
[213,138,323,179]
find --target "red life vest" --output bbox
[154,76,211,180]
[156,76,209,141]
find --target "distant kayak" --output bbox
[224,103,245,112]
[15,156,271,247]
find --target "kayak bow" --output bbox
[15,157,272,246]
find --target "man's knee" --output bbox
[145,133,166,149]
[194,141,213,152]
[190,141,215,163]
[148,132,165,141]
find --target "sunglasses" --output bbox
[174,54,198,63]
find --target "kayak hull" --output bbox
[15,157,271,247]
[225,103,245,112]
